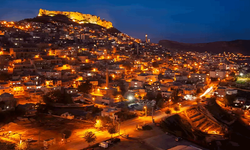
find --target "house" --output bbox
[175,75,188,82]
[161,91,172,98]
[65,88,78,94]
[136,73,158,83]
[210,70,227,79]
[215,87,226,98]
[101,107,121,120]
[130,79,143,88]
[93,95,114,105]
[16,103,37,116]
[164,70,175,78]
[0,93,16,111]
[183,88,196,95]
[61,112,74,119]
[226,89,237,95]
[152,81,161,91]
[45,71,61,79]
[190,73,208,83]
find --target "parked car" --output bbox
[175,137,182,142]
[99,142,108,148]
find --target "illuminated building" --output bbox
[0,93,16,111]
[38,9,113,29]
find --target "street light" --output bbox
[128,95,133,101]
[144,106,147,116]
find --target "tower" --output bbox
[137,44,139,55]
[145,34,148,43]
[106,67,109,88]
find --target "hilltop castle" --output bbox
[38,9,113,29]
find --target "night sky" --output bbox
[1,0,250,43]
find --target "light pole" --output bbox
[168,99,171,108]
[144,106,147,116]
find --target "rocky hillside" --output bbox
[159,39,250,55]
[20,14,121,34]
[38,9,113,29]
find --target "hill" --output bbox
[20,15,121,34]
[38,8,113,29]
[159,39,250,55]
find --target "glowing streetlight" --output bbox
[94,119,102,128]
[128,95,133,101]
[144,106,147,116]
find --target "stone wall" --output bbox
[38,9,113,29]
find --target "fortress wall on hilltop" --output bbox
[38,9,113,29]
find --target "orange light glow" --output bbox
[94,119,102,128]
[76,76,83,81]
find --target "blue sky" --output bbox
[0,0,250,43]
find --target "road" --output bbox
[53,103,192,150]
[46,82,220,150]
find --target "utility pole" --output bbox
[152,106,154,121]
[38,130,40,147]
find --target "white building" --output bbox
[209,70,227,79]
[190,73,208,83]
[130,79,143,88]
[226,89,237,95]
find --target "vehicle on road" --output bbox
[175,137,182,142]
[99,141,108,148]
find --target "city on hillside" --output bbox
[0,8,250,150]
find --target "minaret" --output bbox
[106,67,109,88]
[137,44,139,55]
[145,34,148,43]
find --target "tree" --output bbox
[122,62,133,70]
[0,72,10,81]
[157,99,164,109]
[86,113,93,121]
[171,89,180,103]
[15,141,28,150]
[92,106,102,114]
[83,131,96,146]
[165,109,171,116]
[152,62,159,68]
[229,72,235,77]
[174,106,180,114]
[155,92,162,103]
[196,88,202,95]
[155,92,163,108]
[42,89,73,105]
[117,80,126,96]
[97,116,112,127]
[145,92,155,100]
[78,80,92,94]
[108,125,118,138]
[224,95,236,106]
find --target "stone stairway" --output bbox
[185,107,224,135]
